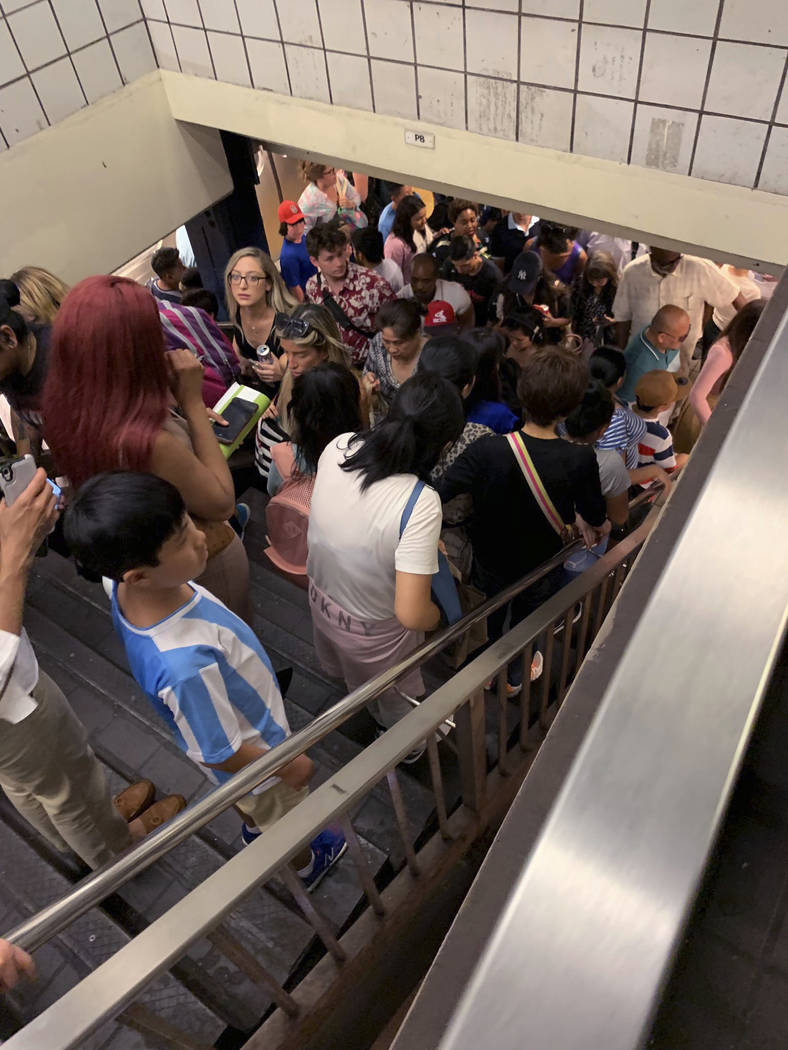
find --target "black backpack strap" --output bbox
[316,274,375,339]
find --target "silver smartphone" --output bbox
[0,455,61,506]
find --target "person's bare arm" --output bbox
[615,320,631,348]
[605,491,629,527]
[457,305,475,330]
[288,285,305,303]
[150,350,235,521]
[394,571,441,632]
[0,469,57,637]
[0,938,36,991]
[204,741,313,790]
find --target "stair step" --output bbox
[0,819,226,1048]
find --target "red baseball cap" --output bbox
[278,200,305,224]
[424,300,457,329]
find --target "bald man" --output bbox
[398,253,474,331]
[613,248,745,374]
[617,304,691,404]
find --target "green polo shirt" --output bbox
[619,326,679,404]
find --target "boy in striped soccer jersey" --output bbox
[65,472,345,891]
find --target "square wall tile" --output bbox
[326,50,371,109]
[418,66,464,129]
[584,0,647,28]
[778,80,788,124]
[758,126,788,195]
[285,44,329,102]
[630,103,698,173]
[520,16,577,90]
[112,21,157,82]
[647,0,719,37]
[8,3,66,70]
[147,18,179,69]
[318,0,365,54]
[72,38,122,102]
[467,75,516,140]
[639,32,711,109]
[32,56,85,123]
[523,0,579,16]
[0,17,25,83]
[172,24,214,76]
[365,0,413,62]
[691,115,767,187]
[573,93,633,162]
[198,0,240,33]
[97,0,140,33]
[519,84,573,151]
[207,30,250,86]
[140,0,166,17]
[719,0,788,48]
[51,0,104,51]
[0,76,48,143]
[413,3,462,72]
[0,0,38,11]
[371,57,416,118]
[277,0,322,47]
[578,24,641,99]
[164,0,201,26]
[246,37,289,91]
[706,41,786,121]
[465,10,518,80]
[236,0,278,39]
[467,0,518,9]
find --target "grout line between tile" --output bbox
[359,0,377,113]
[754,52,788,189]
[410,0,420,120]
[627,0,651,165]
[313,0,333,105]
[569,0,584,152]
[270,1,292,96]
[687,0,725,178]
[231,0,254,89]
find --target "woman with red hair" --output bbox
[42,275,251,622]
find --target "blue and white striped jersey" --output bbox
[111,583,290,782]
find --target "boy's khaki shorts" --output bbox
[235,779,308,835]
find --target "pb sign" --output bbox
[404,129,435,149]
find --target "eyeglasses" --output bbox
[276,313,315,339]
[229,272,266,286]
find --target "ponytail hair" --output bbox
[342,372,464,490]
[564,380,614,439]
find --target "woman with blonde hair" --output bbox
[11,266,70,325]
[224,247,298,399]
[254,303,355,481]
[297,162,367,232]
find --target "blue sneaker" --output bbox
[241,822,260,846]
[301,828,347,893]
[234,502,251,540]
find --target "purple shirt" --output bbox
[157,302,240,388]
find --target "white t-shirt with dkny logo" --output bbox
[307,434,442,622]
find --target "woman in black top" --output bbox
[437,347,608,693]
[223,247,298,399]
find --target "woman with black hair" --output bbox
[307,372,464,735]
[267,362,362,496]
[362,299,425,415]
[462,328,519,434]
[384,194,432,285]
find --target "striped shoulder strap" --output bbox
[505,431,567,539]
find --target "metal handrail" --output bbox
[5,490,655,953]
[3,517,657,1050]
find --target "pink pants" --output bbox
[308,581,425,729]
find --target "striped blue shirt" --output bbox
[111,583,290,783]
[596,403,647,470]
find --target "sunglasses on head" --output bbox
[275,313,316,339]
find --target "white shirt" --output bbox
[613,254,738,360]
[307,434,442,622]
[374,258,404,293]
[398,278,472,326]
[0,628,39,724]
[712,267,760,330]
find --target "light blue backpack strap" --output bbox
[399,480,425,538]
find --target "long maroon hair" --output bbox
[43,275,170,488]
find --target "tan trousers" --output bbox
[235,780,308,834]
[0,671,130,868]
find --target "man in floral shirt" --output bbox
[305,222,395,366]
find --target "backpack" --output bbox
[264,443,315,583]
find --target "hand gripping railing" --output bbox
[4,492,654,954]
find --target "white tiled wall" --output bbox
[0,0,155,148]
[1,0,787,196]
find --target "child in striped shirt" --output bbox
[65,472,346,891]
[589,346,646,469]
